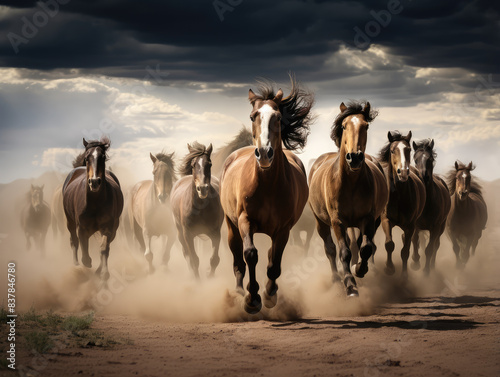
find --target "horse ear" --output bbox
[387,131,394,143]
[406,130,412,141]
[412,141,418,151]
[362,102,371,114]
[340,102,347,112]
[455,161,459,171]
[248,89,257,104]
[467,161,474,171]
[206,143,213,156]
[83,138,88,148]
[273,89,283,105]
[150,153,157,164]
[430,139,434,149]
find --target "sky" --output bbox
[0,0,499,184]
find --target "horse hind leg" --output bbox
[264,230,289,309]
[411,230,421,270]
[381,215,395,275]
[226,216,245,295]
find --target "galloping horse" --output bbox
[170,142,224,278]
[63,137,123,282]
[446,161,487,269]
[220,77,313,313]
[309,101,388,296]
[378,131,426,277]
[411,139,451,275]
[129,152,177,273]
[21,184,51,255]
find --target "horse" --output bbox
[378,131,426,277]
[21,184,51,255]
[309,101,388,297]
[128,152,177,273]
[170,142,224,278]
[62,137,123,282]
[411,139,451,275]
[220,77,313,313]
[211,127,253,176]
[446,161,487,269]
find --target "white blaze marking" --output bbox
[397,143,407,170]
[91,149,99,179]
[462,172,467,179]
[259,104,274,148]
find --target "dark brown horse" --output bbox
[309,101,388,296]
[446,161,487,269]
[411,139,451,274]
[21,184,51,255]
[129,152,177,273]
[220,77,313,313]
[378,131,426,277]
[170,142,224,278]
[63,137,123,282]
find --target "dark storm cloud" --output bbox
[0,0,498,84]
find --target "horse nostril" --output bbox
[267,148,274,159]
[397,168,401,174]
[346,153,352,162]
[254,148,260,159]
[88,179,91,185]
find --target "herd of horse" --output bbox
[21,77,488,314]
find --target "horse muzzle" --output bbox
[196,184,209,199]
[88,178,102,192]
[346,152,364,171]
[255,147,274,169]
[458,190,469,200]
[396,167,410,182]
[158,193,167,204]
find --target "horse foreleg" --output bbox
[461,237,473,268]
[411,230,421,270]
[424,232,439,275]
[161,231,175,268]
[430,223,445,271]
[208,232,221,278]
[331,220,357,297]
[68,226,79,266]
[181,233,200,279]
[264,229,289,309]
[78,229,92,268]
[142,230,154,274]
[347,228,359,268]
[40,231,47,258]
[355,217,376,279]
[401,226,415,279]
[471,232,481,257]
[451,235,461,270]
[315,217,340,283]
[238,214,261,314]
[226,216,245,294]
[96,234,110,282]
[381,214,395,275]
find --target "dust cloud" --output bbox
[1,170,499,324]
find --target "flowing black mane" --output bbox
[251,75,315,151]
[72,152,86,168]
[446,161,483,196]
[378,131,408,163]
[154,152,176,170]
[179,142,211,176]
[331,100,378,148]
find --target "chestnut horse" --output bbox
[170,142,224,278]
[129,152,177,273]
[411,139,451,274]
[309,101,388,296]
[378,131,426,277]
[21,184,51,255]
[446,161,487,269]
[63,137,123,282]
[220,78,313,313]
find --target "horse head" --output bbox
[248,88,283,169]
[189,143,213,199]
[83,137,109,193]
[454,160,474,200]
[30,184,44,212]
[150,152,176,204]
[412,139,435,184]
[388,130,412,182]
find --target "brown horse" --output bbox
[446,161,487,269]
[21,184,51,255]
[378,131,426,277]
[309,101,388,296]
[63,137,123,282]
[129,152,177,273]
[170,142,224,278]
[220,77,313,313]
[411,139,451,274]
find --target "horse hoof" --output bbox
[263,291,278,309]
[244,294,262,314]
[354,262,368,278]
[346,286,359,297]
[385,240,395,253]
[411,260,420,271]
[385,264,395,276]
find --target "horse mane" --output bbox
[378,131,405,163]
[179,142,211,176]
[331,100,378,148]
[252,74,315,151]
[445,161,483,196]
[412,139,437,160]
[72,152,86,168]
[211,127,253,173]
[154,151,176,170]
